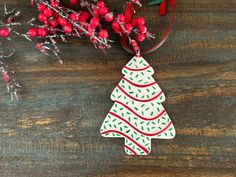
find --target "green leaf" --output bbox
[148,0,164,6]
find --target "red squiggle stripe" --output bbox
[124,145,137,155]
[101,130,149,154]
[117,85,163,102]
[114,100,166,121]
[123,78,156,88]
[109,112,172,136]
[124,65,151,71]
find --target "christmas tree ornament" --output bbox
[100,0,176,155]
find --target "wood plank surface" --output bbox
[0,0,236,176]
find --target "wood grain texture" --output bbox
[0,0,236,176]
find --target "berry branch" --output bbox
[26,0,153,60]
[0,4,21,100]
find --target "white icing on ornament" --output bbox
[100,56,176,155]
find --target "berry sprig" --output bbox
[0,4,21,41]
[81,0,153,52]
[27,0,114,62]
[111,4,154,52]
[27,0,152,58]
[0,59,20,100]
[0,5,21,100]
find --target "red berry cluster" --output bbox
[88,0,150,51]
[28,0,115,56]
[84,0,150,52]
[112,15,149,51]
[85,0,150,51]
[28,0,150,56]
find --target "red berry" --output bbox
[63,24,73,34]
[44,20,50,27]
[86,25,94,36]
[112,21,121,33]
[113,29,120,34]
[59,18,68,26]
[131,40,138,47]
[70,13,78,21]
[136,17,145,26]
[125,23,133,33]
[2,73,10,82]
[138,25,147,34]
[31,0,35,6]
[117,14,125,22]
[36,43,42,49]
[38,3,46,12]
[53,12,59,18]
[132,18,138,26]
[92,8,100,17]
[7,19,12,24]
[97,1,105,8]
[137,33,146,42]
[27,28,38,37]
[99,29,108,39]
[134,46,139,51]
[70,0,77,5]
[98,45,106,49]
[90,17,100,28]
[50,18,59,27]
[99,7,108,16]
[44,8,53,17]
[0,28,10,37]
[90,37,97,43]
[38,13,47,23]
[81,11,90,20]
[51,1,59,8]
[104,13,114,22]
[38,28,47,37]
[78,15,86,23]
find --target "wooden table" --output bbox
[0,0,235,176]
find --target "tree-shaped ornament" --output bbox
[100,56,176,155]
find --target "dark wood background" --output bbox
[0,0,235,176]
